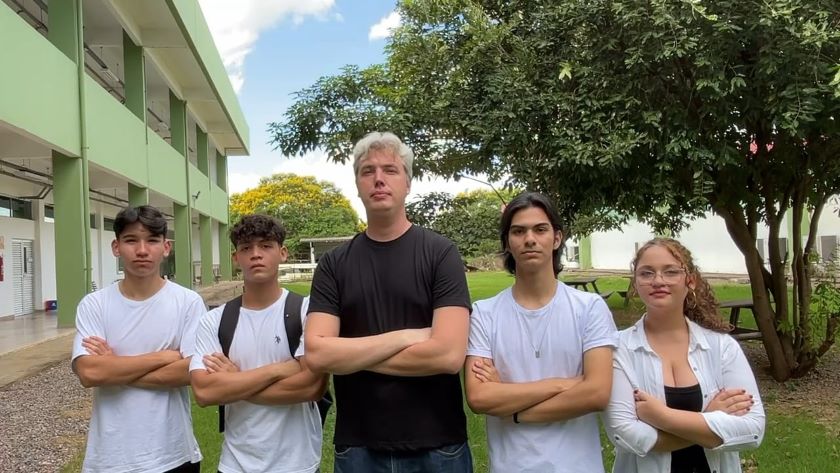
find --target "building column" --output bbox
[32,200,46,309]
[200,215,213,286]
[173,204,192,287]
[196,126,209,175]
[218,223,232,281]
[53,152,89,327]
[579,235,593,270]
[216,151,228,190]
[128,183,148,206]
[170,91,193,288]
[123,32,146,121]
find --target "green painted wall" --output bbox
[174,203,192,288]
[0,5,80,155]
[123,32,146,121]
[53,153,89,327]
[165,0,249,152]
[216,152,228,190]
[189,165,211,215]
[579,235,593,270]
[211,184,229,223]
[148,133,188,204]
[128,183,149,206]
[85,78,148,178]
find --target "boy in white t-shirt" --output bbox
[71,205,204,473]
[465,192,619,473]
[190,214,327,473]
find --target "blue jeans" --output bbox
[333,443,473,473]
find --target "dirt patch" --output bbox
[196,281,244,307]
[742,341,840,436]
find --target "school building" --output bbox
[0,0,248,326]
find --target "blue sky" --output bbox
[198,0,493,218]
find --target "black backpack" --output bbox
[216,291,333,432]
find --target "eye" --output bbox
[664,269,683,278]
[637,270,655,279]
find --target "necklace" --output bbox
[518,305,552,358]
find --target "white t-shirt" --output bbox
[71,281,204,473]
[467,281,619,473]
[189,290,322,473]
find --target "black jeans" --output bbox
[165,461,200,473]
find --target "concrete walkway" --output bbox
[0,311,75,389]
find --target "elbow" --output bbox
[75,367,103,388]
[590,389,611,411]
[465,391,493,416]
[192,389,215,408]
[440,354,465,375]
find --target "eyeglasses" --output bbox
[634,267,686,285]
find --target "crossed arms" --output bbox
[72,336,190,389]
[464,346,614,423]
[303,306,471,377]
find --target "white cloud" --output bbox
[198,0,337,93]
[368,11,401,41]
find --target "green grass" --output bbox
[66,272,837,473]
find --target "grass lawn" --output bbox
[65,272,836,473]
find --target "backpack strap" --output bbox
[216,296,243,432]
[283,291,305,358]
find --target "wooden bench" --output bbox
[565,277,614,300]
[719,299,762,341]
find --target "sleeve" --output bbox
[71,294,104,363]
[306,252,341,316]
[466,301,493,359]
[179,293,207,358]
[582,295,619,352]
[432,242,471,312]
[701,336,766,451]
[294,297,310,359]
[189,308,224,372]
[602,354,659,456]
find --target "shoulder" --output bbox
[197,304,224,332]
[472,288,512,318]
[164,281,204,303]
[557,282,602,306]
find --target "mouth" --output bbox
[133,260,153,265]
[250,264,266,270]
[371,191,390,199]
[650,291,670,297]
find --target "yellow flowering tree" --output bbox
[230,173,362,257]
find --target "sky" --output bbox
[196,0,497,219]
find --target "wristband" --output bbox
[513,412,521,424]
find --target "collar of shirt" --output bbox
[624,314,711,354]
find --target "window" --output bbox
[104,218,115,232]
[820,235,838,263]
[0,196,32,220]
[44,205,99,228]
[566,245,580,263]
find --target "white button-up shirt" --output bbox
[603,316,765,473]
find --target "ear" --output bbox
[553,230,563,250]
[162,239,172,258]
[278,245,289,264]
[686,273,696,290]
[110,239,119,257]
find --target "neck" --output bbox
[643,307,688,333]
[119,275,165,301]
[511,267,558,309]
[242,278,283,310]
[365,212,412,241]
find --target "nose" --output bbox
[136,241,149,255]
[373,168,386,185]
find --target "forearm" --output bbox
[74,352,173,388]
[306,331,413,374]
[468,378,568,417]
[249,371,328,406]
[652,430,696,452]
[368,338,464,376]
[131,358,191,389]
[192,360,300,406]
[518,379,610,423]
[650,409,723,449]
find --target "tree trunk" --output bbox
[716,204,793,381]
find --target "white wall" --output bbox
[591,222,655,270]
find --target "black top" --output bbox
[308,225,472,451]
[664,384,712,473]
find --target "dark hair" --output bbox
[629,238,730,333]
[499,191,565,276]
[229,214,286,247]
[114,205,167,238]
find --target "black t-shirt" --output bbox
[308,225,471,451]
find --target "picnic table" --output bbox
[719,299,762,341]
[564,277,615,300]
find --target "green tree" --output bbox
[230,173,362,257]
[269,0,840,380]
[406,188,514,257]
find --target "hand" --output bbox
[634,389,668,427]
[82,336,114,356]
[203,353,240,374]
[402,328,432,345]
[705,388,754,416]
[471,358,501,383]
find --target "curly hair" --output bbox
[630,238,731,333]
[229,214,286,248]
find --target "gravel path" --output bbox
[0,359,90,472]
